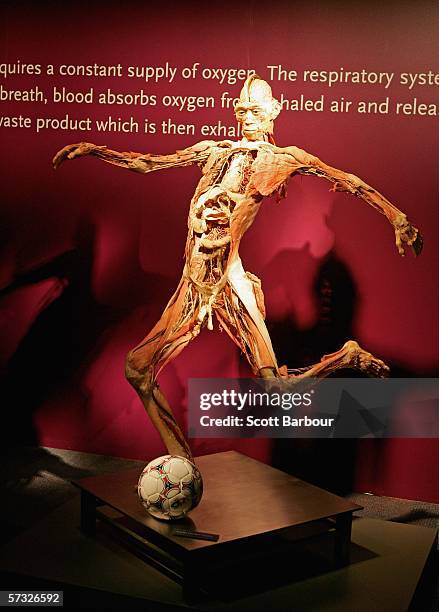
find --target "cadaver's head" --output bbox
[234,74,281,141]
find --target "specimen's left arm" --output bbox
[259,145,423,257]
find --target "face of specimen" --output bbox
[234,103,272,140]
[234,77,280,141]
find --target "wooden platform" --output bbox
[73,451,362,599]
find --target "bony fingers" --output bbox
[53,149,68,168]
[54,144,76,163]
[67,149,81,160]
[67,143,93,159]
[395,234,405,256]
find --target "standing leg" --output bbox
[125,279,202,459]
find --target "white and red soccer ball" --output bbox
[137,455,203,520]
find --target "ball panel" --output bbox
[137,455,203,520]
[138,473,165,503]
[147,455,171,471]
[164,457,192,483]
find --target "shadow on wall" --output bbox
[269,251,437,496]
[269,251,358,494]
[0,212,225,460]
[0,219,110,447]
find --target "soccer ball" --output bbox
[137,455,203,520]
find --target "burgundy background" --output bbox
[1,1,438,501]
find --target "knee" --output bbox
[259,366,278,379]
[125,350,153,393]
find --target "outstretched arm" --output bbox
[255,144,422,257]
[289,146,423,256]
[53,140,218,173]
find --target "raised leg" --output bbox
[260,340,389,383]
[214,275,281,376]
[218,272,389,381]
[285,340,389,380]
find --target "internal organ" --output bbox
[191,150,254,250]
[188,150,258,288]
[193,190,233,250]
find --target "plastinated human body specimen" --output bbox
[54,76,422,460]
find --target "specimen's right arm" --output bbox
[52,140,217,173]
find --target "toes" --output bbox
[357,351,390,378]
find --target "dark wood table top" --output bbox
[74,451,361,553]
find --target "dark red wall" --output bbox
[1,1,438,501]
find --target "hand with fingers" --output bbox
[393,213,423,257]
[52,142,104,169]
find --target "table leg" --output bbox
[334,512,352,567]
[182,559,202,603]
[80,490,98,536]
